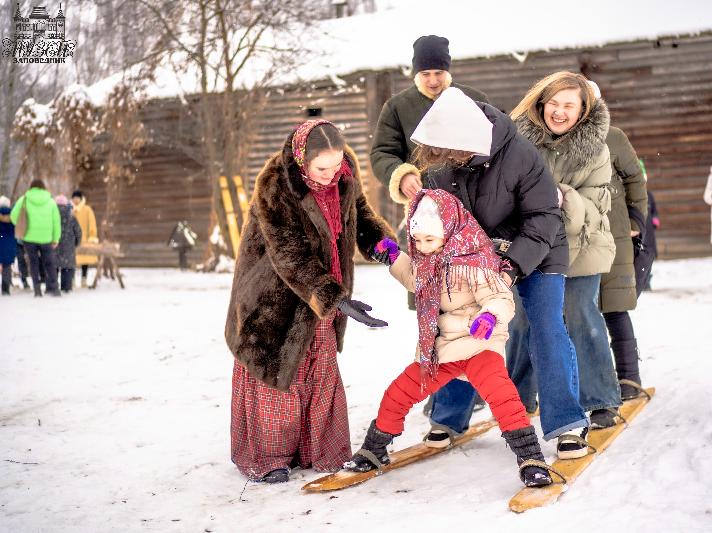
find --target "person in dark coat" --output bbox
[0,195,17,295]
[224,120,394,483]
[370,33,490,410]
[389,87,588,455]
[54,195,82,292]
[600,124,649,401]
[370,35,489,198]
[640,185,659,290]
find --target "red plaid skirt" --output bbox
[230,316,351,480]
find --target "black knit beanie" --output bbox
[412,35,451,73]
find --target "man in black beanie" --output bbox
[370,34,488,205]
[369,35,490,436]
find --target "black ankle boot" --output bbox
[611,339,642,399]
[502,426,552,487]
[344,420,398,472]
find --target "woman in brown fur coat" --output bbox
[225,120,394,483]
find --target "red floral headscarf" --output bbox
[291,119,352,283]
[407,189,508,383]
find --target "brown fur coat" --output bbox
[225,143,394,391]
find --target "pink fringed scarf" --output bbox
[292,119,352,283]
[407,189,508,384]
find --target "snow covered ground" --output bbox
[2,258,712,532]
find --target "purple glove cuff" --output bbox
[375,238,400,263]
[470,312,497,340]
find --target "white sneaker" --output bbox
[557,427,590,460]
[423,429,452,449]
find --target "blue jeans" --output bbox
[564,275,622,411]
[505,271,588,440]
[429,378,483,434]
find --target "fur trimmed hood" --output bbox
[516,98,610,174]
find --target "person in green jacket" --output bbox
[10,179,62,297]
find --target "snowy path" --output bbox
[2,259,711,532]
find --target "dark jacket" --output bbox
[224,145,394,392]
[424,103,568,278]
[56,204,82,269]
[600,126,648,313]
[630,190,658,295]
[0,206,17,265]
[644,190,658,258]
[370,82,489,193]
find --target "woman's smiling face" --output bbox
[543,87,583,135]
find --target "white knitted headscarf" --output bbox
[409,195,444,238]
[411,87,492,155]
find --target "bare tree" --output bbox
[133,0,323,259]
[1,0,165,197]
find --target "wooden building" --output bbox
[81,30,712,266]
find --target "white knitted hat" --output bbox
[410,87,492,156]
[588,80,602,99]
[409,195,444,238]
[0,195,10,208]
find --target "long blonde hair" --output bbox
[510,71,596,134]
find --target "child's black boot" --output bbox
[502,425,553,487]
[343,420,398,472]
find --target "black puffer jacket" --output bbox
[56,204,82,269]
[424,103,568,278]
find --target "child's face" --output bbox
[412,233,445,255]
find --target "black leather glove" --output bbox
[371,248,391,265]
[337,299,388,328]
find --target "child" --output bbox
[346,189,553,487]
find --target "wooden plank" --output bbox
[232,175,250,227]
[219,175,241,258]
[302,417,499,493]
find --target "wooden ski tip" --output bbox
[508,386,655,512]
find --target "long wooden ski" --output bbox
[302,416,498,492]
[509,387,655,513]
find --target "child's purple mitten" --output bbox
[470,312,496,340]
[373,238,400,265]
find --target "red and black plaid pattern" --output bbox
[230,316,351,480]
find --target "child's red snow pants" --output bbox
[376,350,530,435]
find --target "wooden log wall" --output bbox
[81,97,212,268]
[81,32,712,267]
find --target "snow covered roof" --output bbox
[303,0,712,80]
[86,0,712,105]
